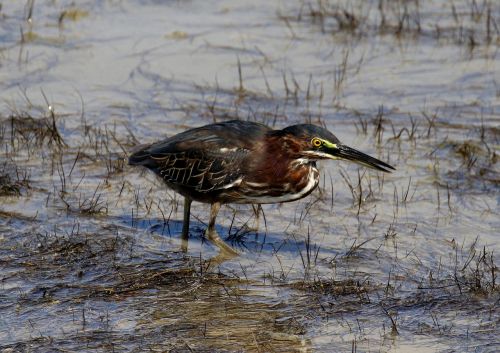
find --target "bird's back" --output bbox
[128,120,271,202]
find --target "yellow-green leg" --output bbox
[206,202,239,256]
[251,204,262,232]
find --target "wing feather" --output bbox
[146,149,247,192]
[128,120,270,194]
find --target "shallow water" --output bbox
[0,0,499,352]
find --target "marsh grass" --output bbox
[1,106,65,155]
[430,137,498,192]
[284,0,500,46]
[0,216,312,353]
[290,277,373,296]
[0,162,30,196]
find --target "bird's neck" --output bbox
[291,157,316,168]
[249,135,318,183]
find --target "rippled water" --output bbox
[0,1,499,352]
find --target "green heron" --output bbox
[129,120,394,255]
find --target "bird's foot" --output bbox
[180,237,189,253]
[205,228,239,257]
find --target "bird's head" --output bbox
[279,124,395,173]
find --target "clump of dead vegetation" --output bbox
[1,217,311,353]
[0,162,30,196]
[450,237,498,295]
[7,225,199,301]
[290,277,373,296]
[1,109,66,153]
[430,137,498,192]
[280,0,500,47]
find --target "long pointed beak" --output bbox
[328,144,395,173]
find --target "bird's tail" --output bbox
[128,144,153,166]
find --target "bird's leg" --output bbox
[181,197,192,252]
[205,202,239,256]
[250,204,261,232]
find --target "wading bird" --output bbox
[129,120,394,255]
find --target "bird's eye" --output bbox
[311,138,322,147]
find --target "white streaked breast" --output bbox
[241,166,319,204]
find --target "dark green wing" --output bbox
[129,120,270,192]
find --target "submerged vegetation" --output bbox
[0,0,498,352]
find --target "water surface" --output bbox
[0,1,499,352]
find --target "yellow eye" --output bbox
[311,138,322,147]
